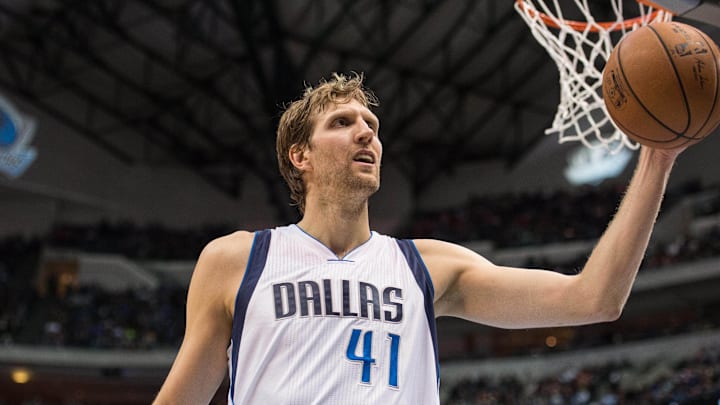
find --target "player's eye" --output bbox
[332,117,349,127]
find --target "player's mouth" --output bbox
[352,150,376,165]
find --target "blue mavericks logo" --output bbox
[0,95,36,178]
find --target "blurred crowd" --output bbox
[39,284,185,349]
[445,344,720,404]
[402,180,705,247]
[47,221,232,260]
[0,237,41,346]
[520,224,720,276]
[403,186,624,247]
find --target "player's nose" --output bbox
[354,120,375,145]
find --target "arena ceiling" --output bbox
[0,0,718,221]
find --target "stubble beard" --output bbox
[347,171,380,197]
[319,163,380,206]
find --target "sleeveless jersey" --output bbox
[227,225,439,404]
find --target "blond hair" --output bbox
[276,72,378,214]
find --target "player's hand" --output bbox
[640,144,687,164]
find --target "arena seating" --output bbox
[1,180,719,404]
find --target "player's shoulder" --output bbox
[190,231,257,284]
[184,231,258,321]
[189,230,257,298]
[200,230,256,267]
[204,230,256,251]
[411,238,465,256]
[411,238,492,270]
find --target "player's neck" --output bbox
[297,197,371,258]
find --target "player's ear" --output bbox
[289,143,310,171]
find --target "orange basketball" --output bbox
[602,21,720,149]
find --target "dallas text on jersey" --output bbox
[272,279,404,323]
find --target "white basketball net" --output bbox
[515,0,672,152]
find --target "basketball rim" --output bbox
[514,0,674,32]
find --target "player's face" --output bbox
[306,99,382,195]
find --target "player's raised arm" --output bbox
[153,231,254,405]
[423,146,684,329]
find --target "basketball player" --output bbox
[153,73,686,404]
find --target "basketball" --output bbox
[602,21,720,149]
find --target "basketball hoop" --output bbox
[515,0,673,152]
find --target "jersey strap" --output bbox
[396,239,440,388]
[229,229,271,400]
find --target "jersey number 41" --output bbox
[346,329,400,388]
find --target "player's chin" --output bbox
[353,165,379,178]
[351,174,380,193]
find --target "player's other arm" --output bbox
[153,231,254,405]
[423,146,682,329]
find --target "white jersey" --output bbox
[227,224,439,404]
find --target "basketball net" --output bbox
[515,0,673,152]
